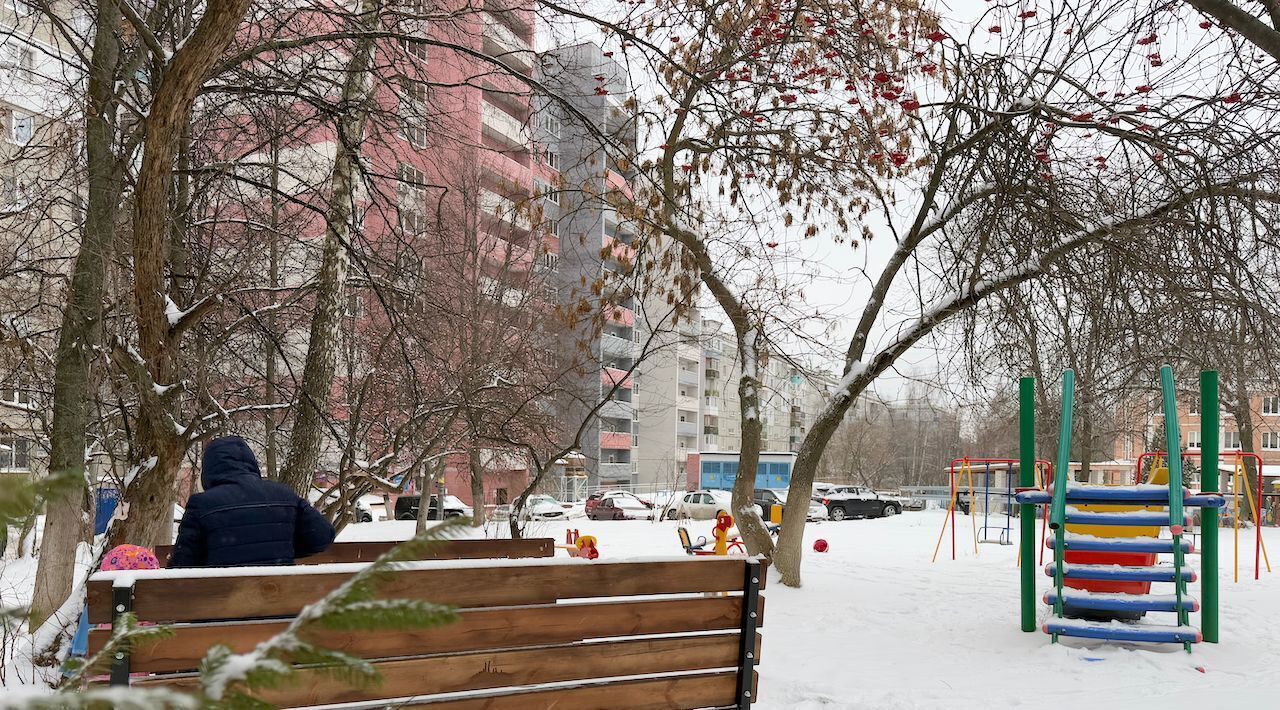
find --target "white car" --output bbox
[517,494,569,520]
[664,489,764,521]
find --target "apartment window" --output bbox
[9,0,32,17]
[17,47,33,82]
[534,178,558,206]
[398,162,426,206]
[1264,396,1280,415]
[9,113,33,145]
[400,37,429,62]
[542,283,558,302]
[399,78,429,148]
[1224,430,1241,449]
[1,380,32,405]
[537,111,561,137]
[397,208,427,235]
[1,176,27,207]
[0,435,31,471]
[540,251,559,273]
[541,146,560,170]
[344,292,364,318]
[1188,400,1200,416]
[1186,430,1201,450]
[1263,432,1280,450]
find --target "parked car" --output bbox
[753,488,828,521]
[585,490,654,519]
[665,490,765,520]
[516,493,569,520]
[821,486,903,521]
[394,494,474,521]
[308,488,375,523]
[588,496,655,520]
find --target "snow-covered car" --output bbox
[588,496,655,520]
[665,489,764,521]
[821,486,903,521]
[585,490,653,519]
[517,494,569,520]
[394,494,474,520]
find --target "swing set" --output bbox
[931,456,1052,562]
[1136,450,1271,582]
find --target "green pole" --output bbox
[1201,370,1219,643]
[1019,377,1036,632]
[1160,365,1185,527]
[1048,370,1075,531]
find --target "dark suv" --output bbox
[394,495,468,521]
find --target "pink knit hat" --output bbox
[100,544,159,572]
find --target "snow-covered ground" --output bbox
[7,510,1279,707]
[339,510,1280,710]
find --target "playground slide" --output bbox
[1061,467,1168,602]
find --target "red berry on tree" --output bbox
[988,25,1002,33]
[926,30,947,42]
[901,99,921,111]
[1136,33,1158,45]
[1223,92,1242,104]
[1198,21,1211,29]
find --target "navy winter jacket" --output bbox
[168,436,336,568]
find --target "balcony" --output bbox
[602,235,636,265]
[601,367,633,389]
[599,399,633,420]
[600,431,633,450]
[601,332,638,358]
[704,426,719,435]
[703,400,719,416]
[598,462,633,482]
[676,420,699,437]
[482,13,534,73]
[678,394,698,410]
[482,236,532,272]
[604,168,632,199]
[607,306,635,327]
[704,368,720,380]
[482,101,529,149]
[678,369,700,386]
[703,435,719,450]
[480,189,532,232]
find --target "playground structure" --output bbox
[1015,367,1226,649]
[931,457,1052,562]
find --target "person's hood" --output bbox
[202,436,262,489]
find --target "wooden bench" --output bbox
[87,556,766,708]
[152,537,555,566]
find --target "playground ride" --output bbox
[678,513,748,556]
[559,529,601,559]
[813,539,829,553]
[1016,367,1226,650]
[931,457,1051,562]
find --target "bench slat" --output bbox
[135,634,744,706]
[90,595,766,674]
[151,539,555,567]
[88,558,755,624]
[380,671,741,710]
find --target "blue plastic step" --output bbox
[1047,533,1193,554]
[1045,590,1198,613]
[1017,487,1225,508]
[1044,619,1201,644]
[1046,562,1196,583]
[1063,508,1188,526]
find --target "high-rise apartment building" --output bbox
[538,42,640,489]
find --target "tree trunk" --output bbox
[29,0,122,631]
[115,0,253,550]
[776,389,853,586]
[468,445,487,526]
[729,332,772,557]
[280,0,379,494]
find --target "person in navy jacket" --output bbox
[168,436,335,567]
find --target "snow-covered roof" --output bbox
[1217,463,1280,477]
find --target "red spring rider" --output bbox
[713,512,735,556]
[575,534,600,560]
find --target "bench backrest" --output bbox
[151,537,554,566]
[87,556,766,709]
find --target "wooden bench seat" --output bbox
[151,537,555,566]
[87,556,766,708]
